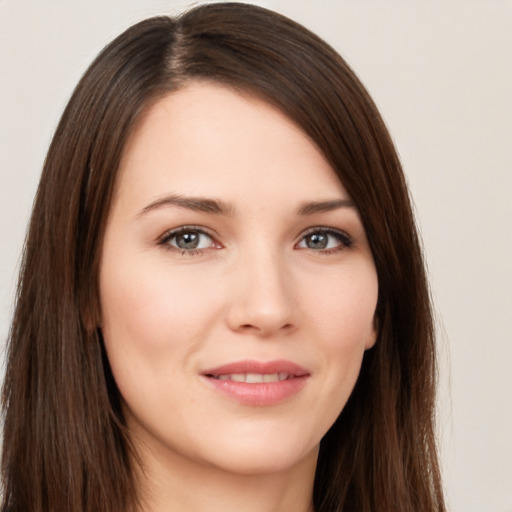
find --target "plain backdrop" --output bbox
[1,1,511,511]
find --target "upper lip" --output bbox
[201,359,310,377]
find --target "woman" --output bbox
[1,3,445,511]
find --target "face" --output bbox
[99,82,378,478]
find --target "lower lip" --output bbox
[202,376,309,406]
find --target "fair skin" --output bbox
[99,82,378,512]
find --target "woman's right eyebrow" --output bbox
[137,194,235,217]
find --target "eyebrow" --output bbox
[137,194,355,218]
[296,198,356,215]
[137,194,235,217]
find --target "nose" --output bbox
[225,247,297,337]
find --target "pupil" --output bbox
[307,233,327,249]
[177,232,199,249]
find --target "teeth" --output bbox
[212,373,290,383]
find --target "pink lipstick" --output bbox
[201,360,310,406]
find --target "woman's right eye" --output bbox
[159,227,218,254]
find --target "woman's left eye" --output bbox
[297,228,353,252]
[159,227,217,254]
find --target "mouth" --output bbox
[207,372,294,383]
[200,360,310,406]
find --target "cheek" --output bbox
[100,257,218,344]
[98,256,221,399]
[98,262,218,433]
[301,264,378,420]
[303,261,378,349]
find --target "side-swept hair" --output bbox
[1,3,445,511]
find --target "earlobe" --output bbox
[82,301,102,334]
[365,317,379,350]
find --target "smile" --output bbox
[201,360,310,406]
[209,372,292,383]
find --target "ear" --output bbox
[82,312,99,334]
[81,296,102,334]
[365,315,379,350]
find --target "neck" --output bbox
[134,441,317,512]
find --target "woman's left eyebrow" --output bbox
[296,199,356,215]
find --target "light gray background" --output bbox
[1,1,511,511]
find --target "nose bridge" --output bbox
[227,237,295,335]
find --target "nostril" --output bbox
[238,321,295,335]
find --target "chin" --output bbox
[195,431,320,476]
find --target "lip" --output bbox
[200,359,310,406]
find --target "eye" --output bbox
[297,228,352,253]
[159,226,219,254]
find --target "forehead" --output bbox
[114,82,347,209]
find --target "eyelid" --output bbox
[157,225,222,252]
[156,224,353,256]
[296,226,353,252]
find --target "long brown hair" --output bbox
[1,3,445,511]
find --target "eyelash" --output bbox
[158,225,219,256]
[157,226,353,256]
[298,227,353,254]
